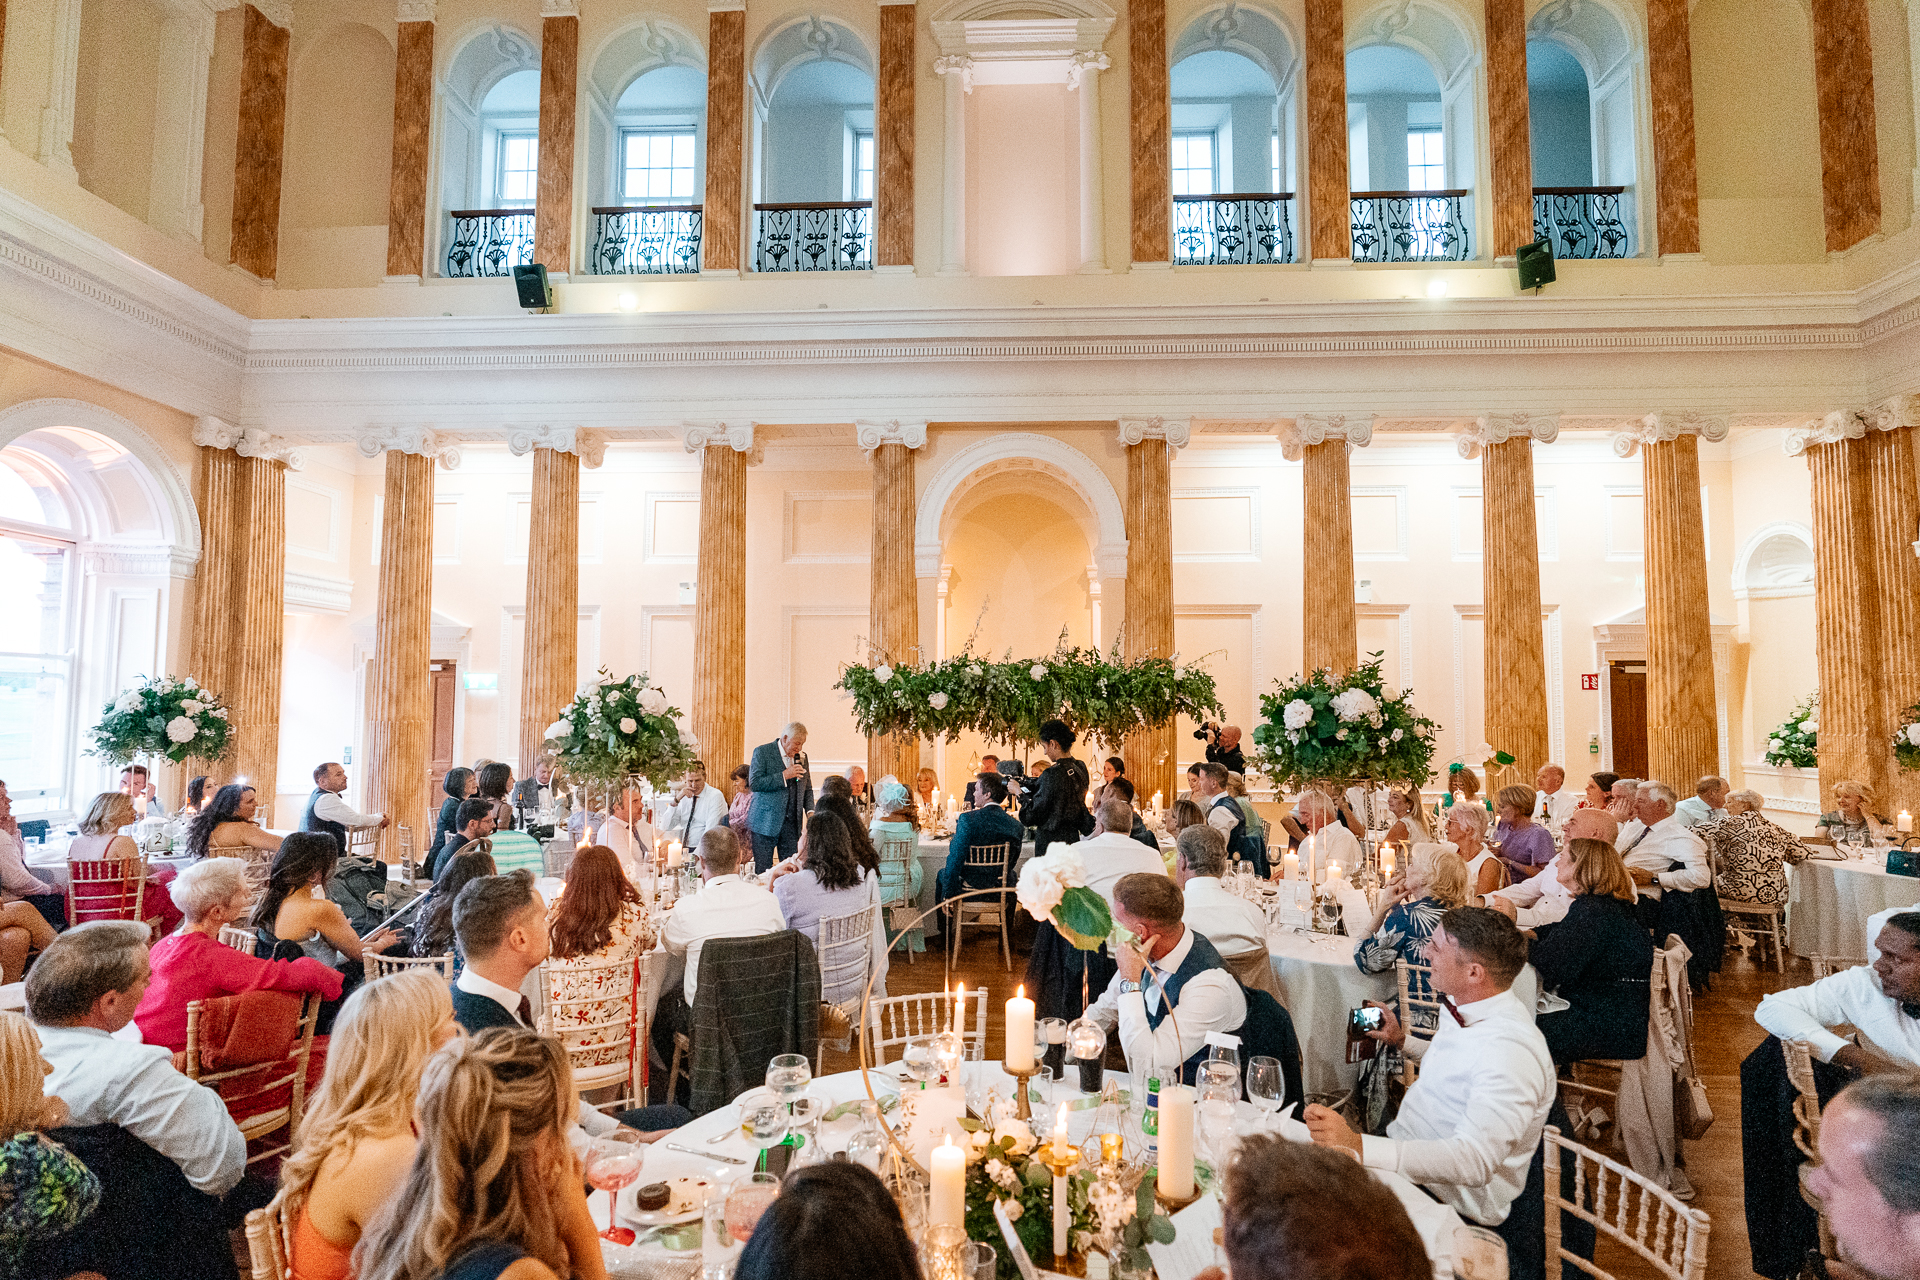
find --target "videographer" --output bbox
[1198,723,1246,775]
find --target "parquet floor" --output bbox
[823,925,1801,1280]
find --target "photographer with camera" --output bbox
[1196,722,1247,775]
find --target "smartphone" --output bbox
[1349,1005,1386,1035]
[757,1139,796,1179]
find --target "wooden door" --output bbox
[428,662,458,798]
[1608,660,1648,779]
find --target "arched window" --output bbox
[436,25,542,277]
[586,22,709,275]
[752,18,876,271]
[1170,4,1299,264]
[1527,0,1641,258]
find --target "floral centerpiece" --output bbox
[87,676,232,765]
[1765,693,1819,770]
[543,669,697,790]
[1249,655,1438,790]
[1893,701,1920,773]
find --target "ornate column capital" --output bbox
[934,55,975,92]
[855,419,929,450]
[396,0,436,20]
[1455,412,1560,461]
[1860,393,1920,433]
[193,416,305,470]
[354,425,462,469]
[1066,50,1110,89]
[1783,410,1868,457]
[1277,413,1373,462]
[681,420,762,464]
[1117,417,1190,450]
[507,425,607,468]
[540,0,579,16]
[1611,410,1730,459]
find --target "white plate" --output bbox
[621,1174,714,1226]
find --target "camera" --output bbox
[1348,1005,1385,1035]
[1193,722,1221,742]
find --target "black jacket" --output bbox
[1205,740,1247,774]
[1531,894,1654,1063]
[451,985,525,1034]
[1022,755,1094,838]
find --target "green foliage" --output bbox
[1893,700,1920,773]
[87,676,233,766]
[543,669,697,789]
[1764,692,1819,770]
[1250,654,1439,789]
[1053,886,1114,950]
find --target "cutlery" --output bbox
[666,1142,746,1164]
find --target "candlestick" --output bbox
[930,1133,966,1230]
[1005,985,1036,1072]
[1156,1084,1196,1202]
[1037,1103,1081,1261]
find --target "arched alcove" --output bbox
[433,23,541,275]
[1731,521,1818,770]
[1171,3,1300,196]
[1525,0,1643,255]
[283,23,397,232]
[914,433,1127,586]
[753,18,877,205]
[585,21,709,211]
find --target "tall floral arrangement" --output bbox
[1015,846,1117,950]
[543,669,697,789]
[1249,655,1438,790]
[1892,701,1920,773]
[1764,693,1819,770]
[87,676,233,765]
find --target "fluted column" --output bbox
[1304,0,1349,262]
[534,1,579,273]
[509,427,605,771]
[875,1,915,268]
[1862,396,1920,815]
[385,1,436,278]
[1127,0,1169,266]
[1484,0,1532,257]
[230,2,291,280]
[1283,415,1371,675]
[860,421,927,783]
[704,5,746,274]
[1811,0,1881,253]
[359,428,460,852]
[1645,0,1701,256]
[683,423,756,778]
[1460,415,1559,778]
[1071,51,1111,273]
[1615,413,1726,791]
[190,443,239,711]
[1120,419,1185,801]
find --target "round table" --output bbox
[1788,853,1920,958]
[1265,930,1392,1096]
[913,834,1036,912]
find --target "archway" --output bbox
[1170,4,1299,263]
[433,23,541,276]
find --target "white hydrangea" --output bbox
[1331,689,1379,722]
[619,717,638,734]
[1768,737,1783,752]
[113,689,143,714]
[212,708,228,720]
[1030,664,1049,681]
[544,718,572,739]
[1016,847,1086,918]
[180,699,204,716]
[1802,719,1819,734]
[165,715,197,744]
[639,688,669,716]
[928,692,949,710]
[1906,724,1920,747]
[994,1119,1035,1155]
[966,664,983,677]
[1283,699,1313,731]
[874,664,894,684]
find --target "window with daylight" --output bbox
[0,458,77,819]
[851,130,875,201]
[621,130,697,203]
[1172,132,1216,196]
[1407,129,1444,190]
[497,132,539,204]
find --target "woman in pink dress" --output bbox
[67,791,183,937]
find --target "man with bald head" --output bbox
[1480,807,1619,930]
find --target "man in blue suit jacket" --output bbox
[747,722,813,872]
[937,771,1028,905]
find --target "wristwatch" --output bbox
[1120,980,1142,995]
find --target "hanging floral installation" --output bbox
[544,669,699,789]
[1250,655,1439,790]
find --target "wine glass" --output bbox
[584,1129,646,1245]
[737,1087,789,1161]
[725,1172,781,1244]
[1197,1066,1239,1164]
[1246,1056,1285,1131]
[901,1036,939,1086]
[767,1053,811,1111]
[1205,1040,1240,1089]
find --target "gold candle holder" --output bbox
[1003,1062,1040,1123]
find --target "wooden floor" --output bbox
[825,925,1800,1280]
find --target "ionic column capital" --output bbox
[855,419,929,450]
[681,420,762,464]
[1456,412,1560,461]
[1782,410,1869,458]
[1610,410,1730,459]
[1066,50,1110,89]
[507,425,607,468]
[1278,413,1373,462]
[354,425,462,469]
[1117,417,1190,450]
[396,0,436,20]
[934,56,975,92]
[540,0,579,16]
[193,416,305,470]
[1860,393,1920,434]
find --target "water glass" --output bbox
[1246,1055,1286,1127]
[737,1088,789,1154]
[788,1094,825,1163]
[702,1186,738,1280]
[902,1036,939,1085]
[966,1242,999,1280]
[1205,1040,1240,1087]
[767,1053,811,1106]
[725,1172,781,1245]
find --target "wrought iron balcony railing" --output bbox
[445,208,535,278]
[1349,190,1473,263]
[1532,186,1632,259]
[1172,193,1296,266]
[590,205,704,275]
[753,201,873,272]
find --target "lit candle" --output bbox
[1306,830,1318,886]
[952,982,963,1035]
[1282,850,1299,881]
[1156,1084,1195,1200]
[1051,1103,1073,1257]
[666,840,683,868]
[1380,843,1396,878]
[1328,861,1344,881]
[930,1132,966,1229]
[1152,790,1163,815]
[1901,811,1914,834]
[1005,984,1036,1072]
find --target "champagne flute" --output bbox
[1246,1056,1285,1131]
[584,1129,646,1245]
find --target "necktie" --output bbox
[516,995,534,1027]
[1621,828,1649,854]
[1437,993,1467,1026]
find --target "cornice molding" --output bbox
[192,415,304,469]
[1117,416,1191,449]
[285,569,354,614]
[354,425,462,469]
[86,543,199,579]
[854,418,928,450]
[1610,410,1731,458]
[681,420,762,463]
[1455,411,1560,460]
[1278,413,1373,461]
[506,425,607,467]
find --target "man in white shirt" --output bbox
[1531,763,1581,833]
[1173,825,1267,957]
[598,787,649,876]
[302,760,388,854]
[1809,1076,1920,1280]
[1618,782,1710,922]
[1485,808,1619,930]
[1755,911,1920,1073]
[664,761,729,851]
[1673,775,1729,830]
[1077,794,1169,914]
[1294,790,1361,879]
[1305,907,1556,1269]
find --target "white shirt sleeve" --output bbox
[1756,969,1874,1063]
[1086,968,1125,1035]
[1117,971,1245,1078]
[313,791,382,829]
[117,1053,248,1195]
[1360,1034,1544,1193]
[578,1098,619,1136]
[1655,830,1712,892]
[1206,805,1238,834]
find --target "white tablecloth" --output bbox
[1266,930,1392,1096]
[1788,854,1920,958]
[914,834,1036,912]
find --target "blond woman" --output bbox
[0,1011,98,1274]
[67,790,182,936]
[1818,780,1891,848]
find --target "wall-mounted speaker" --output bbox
[513,263,552,310]
[1516,240,1556,293]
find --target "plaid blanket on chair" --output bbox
[687,931,820,1117]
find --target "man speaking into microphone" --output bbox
[747,722,813,873]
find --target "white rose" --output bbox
[996,1120,1036,1155]
[165,715,197,744]
[181,699,204,716]
[1768,737,1783,752]
[1380,738,1389,749]
[874,664,895,684]
[184,677,198,690]
[1030,664,1049,681]
[1391,728,1404,741]
[1016,847,1086,918]
[1383,685,1400,701]
[1907,725,1920,747]
[929,692,950,710]
[1335,728,1348,740]
[544,719,571,740]
[1283,699,1313,731]
[113,690,143,714]
[640,689,669,716]
[1003,1200,1024,1222]
[619,717,638,734]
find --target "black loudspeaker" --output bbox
[1516,239,1556,292]
[513,263,552,309]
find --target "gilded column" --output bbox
[534,0,579,273]
[875,1,915,268]
[358,428,460,852]
[385,1,437,279]
[683,423,757,780]
[1812,0,1881,253]
[704,5,747,274]
[1283,415,1371,675]
[1861,396,1920,815]
[1128,0,1169,266]
[860,421,928,783]
[230,2,291,280]
[1484,0,1533,257]
[1459,415,1559,779]
[1304,0,1349,262]
[509,427,605,771]
[1120,419,1186,802]
[189,442,239,710]
[1645,0,1701,256]
[1615,413,1727,792]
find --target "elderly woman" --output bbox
[1492,784,1556,881]
[868,779,925,955]
[1446,801,1507,898]
[133,856,344,1052]
[1529,838,1654,1064]
[1354,844,1471,1013]
[1607,777,1641,824]
[1702,789,1808,905]
[727,763,755,840]
[1817,779,1891,848]
[914,767,940,812]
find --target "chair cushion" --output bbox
[182,989,302,1070]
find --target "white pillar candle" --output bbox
[1380,843,1396,878]
[1156,1084,1195,1200]
[930,1132,966,1229]
[666,841,683,868]
[1152,790,1163,815]
[1901,811,1913,834]
[1328,861,1344,881]
[1282,851,1299,881]
[1005,985,1036,1071]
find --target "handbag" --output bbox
[1676,1071,1714,1139]
[1888,848,1918,878]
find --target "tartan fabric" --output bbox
[686,931,820,1117]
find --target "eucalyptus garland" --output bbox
[1250,654,1438,790]
[543,670,698,789]
[833,640,1222,753]
[87,675,233,766]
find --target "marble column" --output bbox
[683,423,757,781]
[1459,415,1558,779]
[189,442,239,711]
[1645,0,1701,256]
[934,57,972,276]
[1812,0,1882,253]
[359,428,460,853]
[1282,415,1371,675]
[1614,413,1726,793]
[704,5,746,274]
[1120,418,1186,802]
[535,1,579,273]
[875,1,915,268]
[1128,0,1169,266]
[1861,396,1920,815]
[230,2,290,280]
[860,421,928,783]
[1484,0,1532,258]
[509,427,604,772]
[148,0,216,242]
[22,0,83,178]
[1070,51,1111,273]
[385,2,437,279]
[1304,0,1349,262]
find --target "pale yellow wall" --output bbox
[70,0,162,223]
[279,19,396,289]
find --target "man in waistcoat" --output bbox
[300,761,387,855]
[1188,760,1264,876]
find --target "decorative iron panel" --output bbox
[444,210,536,278]
[1531,188,1633,260]
[1348,192,1473,263]
[1172,195,1296,266]
[753,203,874,272]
